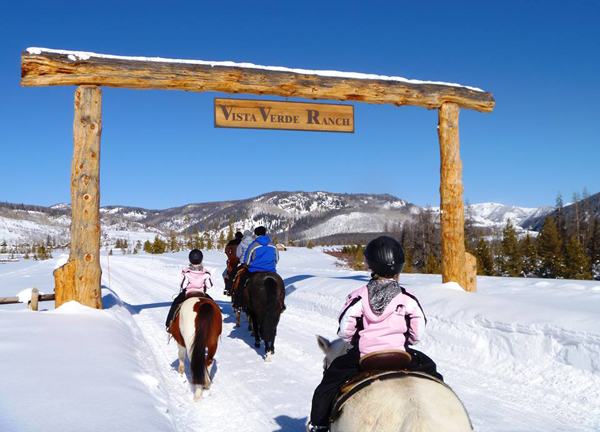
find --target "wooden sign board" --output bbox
[214,98,354,133]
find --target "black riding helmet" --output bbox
[189,249,203,265]
[364,236,405,277]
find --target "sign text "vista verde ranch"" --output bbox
[214,98,354,133]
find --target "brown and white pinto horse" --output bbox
[170,295,222,400]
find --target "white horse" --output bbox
[170,297,222,401]
[316,336,473,432]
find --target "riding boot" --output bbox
[165,290,187,332]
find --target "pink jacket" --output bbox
[180,266,213,296]
[337,285,426,357]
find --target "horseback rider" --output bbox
[223,231,244,295]
[165,249,214,333]
[307,236,442,432]
[226,230,253,296]
[232,226,279,311]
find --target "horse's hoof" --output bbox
[265,352,273,362]
[254,342,261,348]
[178,365,185,374]
[236,323,240,328]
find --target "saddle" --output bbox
[172,292,209,324]
[329,350,445,422]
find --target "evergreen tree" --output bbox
[143,240,152,253]
[192,229,201,249]
[403,245,413,274]
[475,239,495,276]
[351,243,365,271]
[205,232,213,250]
[218,231,226,249]
[520,233,538,277]
[423,253,441,274]
[23,252,30,260]
[564,237,592,280]
[133,248,138,254]
[587,217,600,268]
[537,216,564,278]
[227,217,234,242]
[464,200,479,253]
[555,192,566,242]
[499,219,522,277]
[151,236,167,254]
[307,240,314,249]
[169,231,179,252]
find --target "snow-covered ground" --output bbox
[1,248,599,432]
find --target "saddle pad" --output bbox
[359,350,412,372]
[185,290,208,299]
[330,370,447,422]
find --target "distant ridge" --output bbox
[2,190,586,245]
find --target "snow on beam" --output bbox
[21,48,495,112]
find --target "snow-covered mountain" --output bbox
[465,202,554,228]
[0,191,576,246]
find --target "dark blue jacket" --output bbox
[243,235,279,272]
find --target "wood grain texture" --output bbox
[464,252,478,292]
[438,102,468,290]
[21,51,495,112]
[55,86,103,309]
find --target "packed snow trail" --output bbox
[98,249,600,432]
[104,252,329,432]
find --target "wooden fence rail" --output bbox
[0,288,55,311]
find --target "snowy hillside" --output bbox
[1,192,559,247]
[1,248,599,432]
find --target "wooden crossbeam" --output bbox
[21,49,495,112]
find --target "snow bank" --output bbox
[1,248,599,431]
[0,297,174,432]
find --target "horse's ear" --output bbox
[316,335,331,354]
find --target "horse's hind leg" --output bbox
[177,344,186,375]
[251,315,260,348]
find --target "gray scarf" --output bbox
[367,277,402,316]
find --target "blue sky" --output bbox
[1,0,598,210]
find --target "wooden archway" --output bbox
[21,48,495,308]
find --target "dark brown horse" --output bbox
[170,295,222,400]
[242,272,285,361]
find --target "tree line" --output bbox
[392,198,600,280]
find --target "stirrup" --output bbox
[306,423,329,432]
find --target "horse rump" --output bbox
[246,272,285,356]
[190,301,214,386]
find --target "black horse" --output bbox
[242,271,286,361]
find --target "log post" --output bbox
[464,252,478,292]
[438,102,468,290]
[28,287,39,311]
[54,86,103,309]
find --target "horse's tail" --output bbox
[190,301,213,386]
[262,276,280,344]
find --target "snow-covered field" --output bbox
[1,248,599,432]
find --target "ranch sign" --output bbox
[214,98,354,133]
